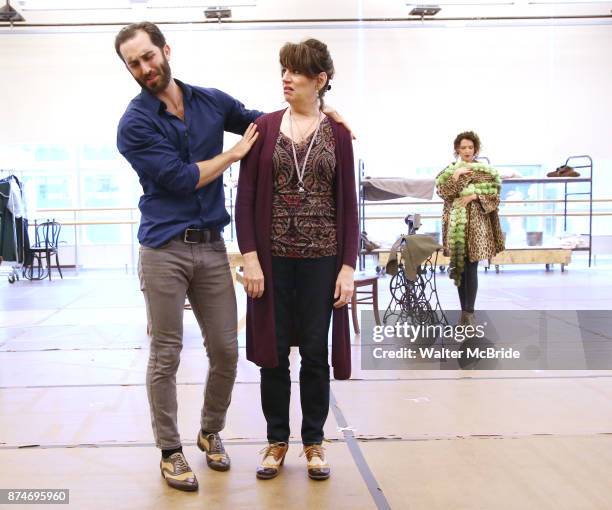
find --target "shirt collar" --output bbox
[139,78,193,114]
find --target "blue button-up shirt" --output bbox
[117,79,262,248]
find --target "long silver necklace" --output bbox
[289,109,322,195]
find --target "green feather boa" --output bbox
[436,162,501,286]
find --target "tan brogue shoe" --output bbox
[160,452,198,492]
[302,443,330,480]
[256,442,289,480]
[197,430,231,471]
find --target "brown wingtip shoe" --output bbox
[197,430,231,471]
[559,166,580,177]
[547,165,580,178]
[256,442,289,480]
[302,443,330,481]
[160,452,198,492]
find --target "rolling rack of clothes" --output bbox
[0,171,30,284]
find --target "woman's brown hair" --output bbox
[453,131,481,158]
[279,38,335,109]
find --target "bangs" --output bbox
[279,42,319,77]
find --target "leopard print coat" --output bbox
[436,168,505,263]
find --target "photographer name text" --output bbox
[372,346,520,360]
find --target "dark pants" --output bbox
[458,258,478,313]
[261,256,337,445]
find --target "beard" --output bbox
[135,55,172,94]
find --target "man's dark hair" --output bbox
[114,21,166,61]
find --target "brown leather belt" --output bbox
[180,228,222,244]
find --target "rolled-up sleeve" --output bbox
[117,114,200,196]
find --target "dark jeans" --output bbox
[261,255,337,445]
[458,258,478,313]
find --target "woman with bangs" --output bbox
[236,38,358,481]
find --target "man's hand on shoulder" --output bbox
[195,123,259,189]
[229,123,259,162]
[322,105,356,140]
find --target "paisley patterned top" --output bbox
[270,116,337,258]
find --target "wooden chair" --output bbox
[24,219,63,281]
[349,272,381,334]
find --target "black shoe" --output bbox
[197,430,231,471]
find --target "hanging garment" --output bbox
[0,177,29,264]
[7,177,26,219]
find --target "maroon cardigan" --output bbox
[235,109,358,380]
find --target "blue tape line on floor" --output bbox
[330,390,392,510]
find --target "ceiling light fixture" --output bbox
[204,6,231,19]
[0,0,25,23]
[409,4,442,15]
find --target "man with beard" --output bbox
[115,22,353,492]
[115,22,261,492]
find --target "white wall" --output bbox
[1,20,611,174]
[1,19,609,266]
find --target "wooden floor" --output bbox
[1,262,612,510]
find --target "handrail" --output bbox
[365,212,612,220]
[36,207,139,213]
[31,203,612,225]
[34,198,612,215]
[26,212,612,225]
[29,201,608,269]
[49,220,138,226]
[363,198,612,206]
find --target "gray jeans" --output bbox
[138,238,238,449]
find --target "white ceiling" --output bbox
[4,0,612,25]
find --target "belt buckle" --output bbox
[183,228,199,244]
